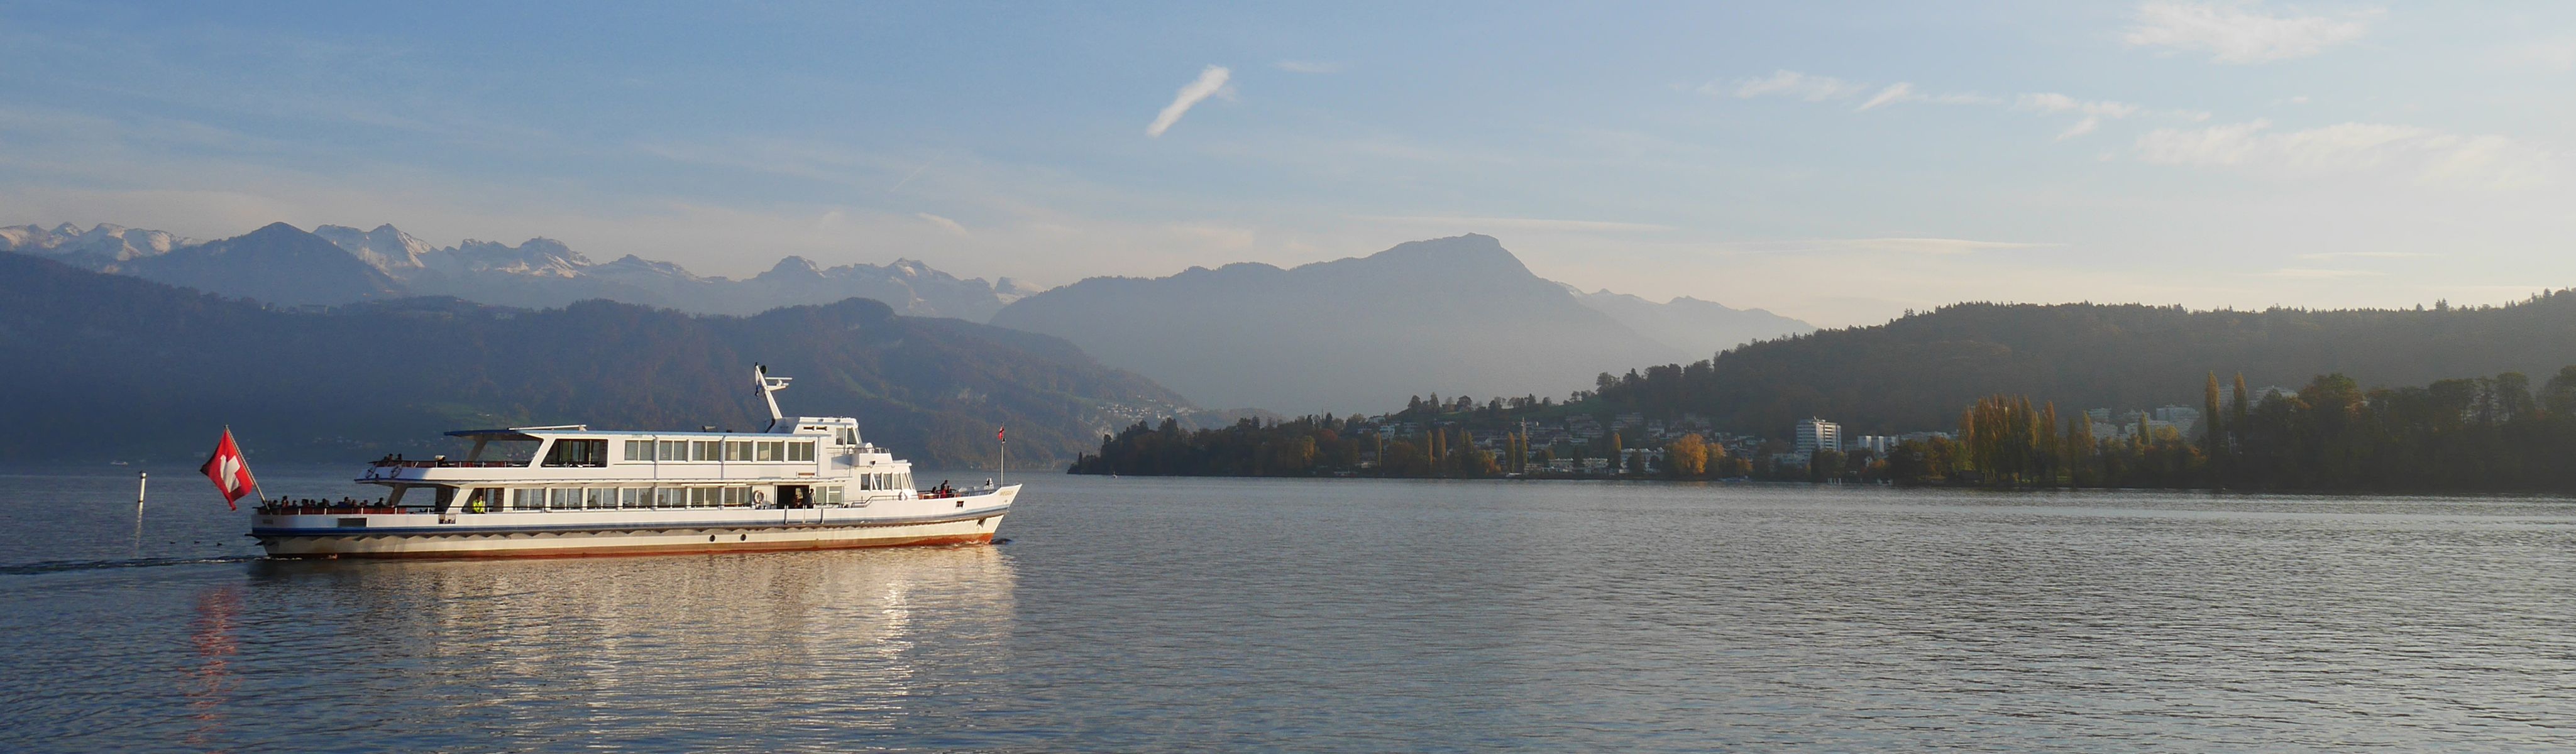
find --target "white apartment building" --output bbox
[1795,418,1842,457]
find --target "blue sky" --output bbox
[3,1,2572,325]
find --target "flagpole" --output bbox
[236,425,268,506]
[135,471,147,555]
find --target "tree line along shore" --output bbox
[1070,366,2576,493]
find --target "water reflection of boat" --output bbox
[241,545,1017,733]
[249,365,1016,558]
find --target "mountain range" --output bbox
[0,221,1037,320]
[1564,286,1817,363]
[0,251,1187,466]
[4,222,1819,412]
[989,234,1816,412]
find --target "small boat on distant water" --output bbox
[249,365,1016,558]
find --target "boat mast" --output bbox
[755,363,793,430]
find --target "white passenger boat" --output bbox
[250,366,1016,558]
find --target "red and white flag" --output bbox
[199,428,258,511]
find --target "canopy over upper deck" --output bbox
[445,425,588,442]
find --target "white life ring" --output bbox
[752,490,768,507]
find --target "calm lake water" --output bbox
[3,464,2573,751]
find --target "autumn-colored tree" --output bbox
[1665,434,1710,478]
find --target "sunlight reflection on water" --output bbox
[2,471,2572,751]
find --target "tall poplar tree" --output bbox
[2038,401,2062,484]
[2231,373,2251,430]
[2203,371,2225,457]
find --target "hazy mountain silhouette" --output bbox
[119,222,405,305]
[13,219,1034,320]
[1566,287,1815,360]
[0,252,1187,466]
[988,234,1684,412]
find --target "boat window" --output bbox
[756,441,780,462]
[656,488,680,508]
[659,440,686,461]
[584,488,607,510]
[512,488,544,511]
[690,440,716,461]
[836,428,857,446]
[724,440,751,461]
[788,441,815,462]
[542,439,608,467]
[622,440,652,462]
[821,485,844,506]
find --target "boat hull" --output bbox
[253,487,1014,559]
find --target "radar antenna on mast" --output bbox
[755,363,793,429]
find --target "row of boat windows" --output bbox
[624,439,817,463]
[461,481,905,511]
[536,439,823,467]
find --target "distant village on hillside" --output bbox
[1337,381,2294,478]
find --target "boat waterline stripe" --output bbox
[251,506,1008,538]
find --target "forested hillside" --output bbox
[0,253,1186,466]
[1582,297,2576,436]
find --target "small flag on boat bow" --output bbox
[199,428,257,511]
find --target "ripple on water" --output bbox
[0,474,2572,751]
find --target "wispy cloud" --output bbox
[1147,65,1231,138]
[2017,92,2146,140]
[1274,60,1344,74]
[1720,70,1866,102]
[1721,70,2177,140]
[2502,38,2576,71]
[1711,238,2064,256]
[1363,215,1675,233]
[1857,84,1914,111]
[1852,82,1998,111]
[2135,119,2553,188]
[2297,251,2435,260]
[915,212,968,237]
[2262,267,2388,279]
[2123,1,2380,63]
[2017,93,2143,119]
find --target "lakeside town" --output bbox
[1071,371,2576,493]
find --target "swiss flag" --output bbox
[199,428,258,511]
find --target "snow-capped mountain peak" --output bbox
[0,222,191,265]
[313,224,434,272]
[431,238,590,278]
